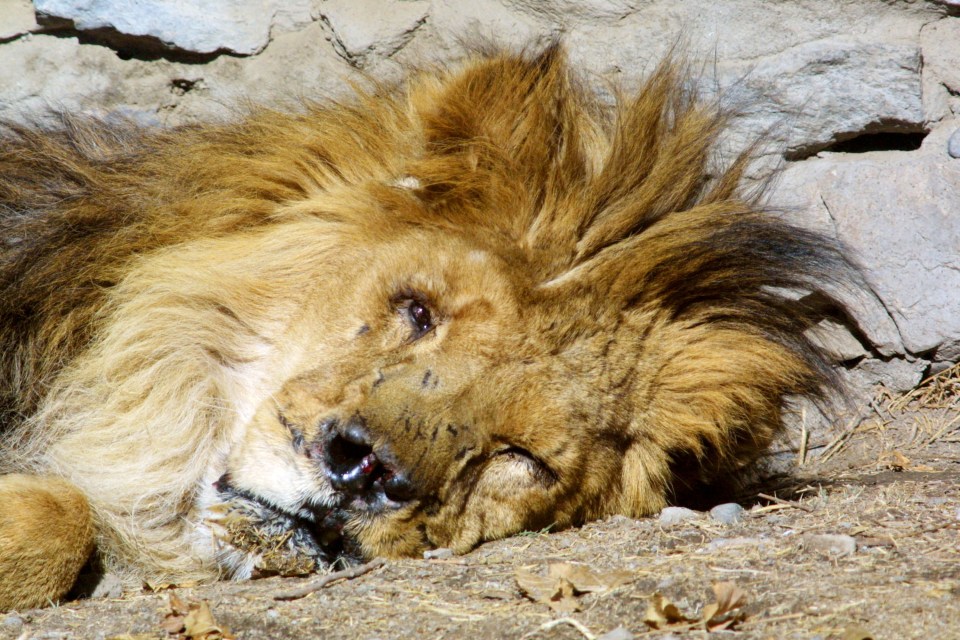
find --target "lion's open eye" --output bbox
[406,299,433,337]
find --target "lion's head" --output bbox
[214,45,849,567]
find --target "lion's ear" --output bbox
[409,44,597,249]
[417,43,572,166]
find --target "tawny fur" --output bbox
[0,475,94,609]
[0,45,851,609]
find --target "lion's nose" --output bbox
[322,417,417,507]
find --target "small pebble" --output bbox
[2,615,23,634]
[948,128,960,159]
[658,506,700,526]
[90,572,124,599]
[709,503,745,524]
[656,576,676,590]
[705,536,771,552]
[423,547,454,560]
[597,626,633,640]
[802,533,857,557]
[265,608,280,621]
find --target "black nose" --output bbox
[322,416,417,507]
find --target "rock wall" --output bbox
[1,0,958,423]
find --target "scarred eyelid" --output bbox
[389,286,433,308]
[493,445,560,485]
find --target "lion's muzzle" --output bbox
[321,416,418,511]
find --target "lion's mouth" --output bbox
[209,416,427,577]
[210,475,362,577]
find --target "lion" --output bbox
[0,44,853,610]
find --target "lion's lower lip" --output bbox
[213,476,361,568]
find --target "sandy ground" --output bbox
[2,366,958,640]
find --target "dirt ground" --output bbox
[3,366,958,640]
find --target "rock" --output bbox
[709,503,746,525]
[0,22,357,127]
[949,129,960,159]
[2,615,23,634]
[849,356,929,394]
[420,0,548,60]
[423,547,454,560]
[658,506,700,526]
[776,120,960,357]
[90,572,124,599]
[319,0,429,67]
[802,533,857,557]
[921,19,960,97]
[0,0,38,40]
[704,537,772,552]
[597,626,633,640]
[806,319,868,363]
[510,0,639,21]
[919,19,960,123]
[177,21,353,123]
[655,575,675,590]
[34,0,316,55]
[934,342,960,364]
[0,35,170,122]
[732,40,924,160]
[604,514,636,526]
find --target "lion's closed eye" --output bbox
[493,446,558,487]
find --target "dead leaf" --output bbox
[160,595,235,640]
[702,582,748,631]
[643,593,696,629]
[516,569,560,602]
[548,563,634,593]
[160,614,186,635]
[147,580,200,592]
[183,601,233,639]
[855,535,896,548]
[841,625,875,640]
[878,450,936,473]
[879,450,911,471]
[167,593,189,614]
[516,563,634,613]
[515,568,580,613]
[549,578,580,614]
[643,582,748,632]
[160,593,189,634]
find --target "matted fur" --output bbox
[0,45,852,609]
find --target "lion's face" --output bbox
[223,223,662,561]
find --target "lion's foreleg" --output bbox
[0,474,94,611]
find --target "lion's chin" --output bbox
[203,476,363,578]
